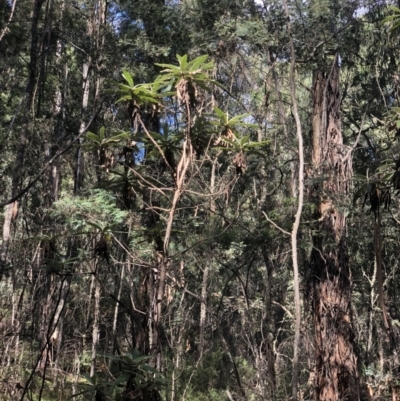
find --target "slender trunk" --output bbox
[90,278,101,377]
[74,4,94,194]
[150,135,192,369]
[366,258,377,364]
[51,278,70,373]
[170,290,185,401]
[220,332,247,400]
[310,57,359,401]
[39,272,54,369]
[152,253,168,370]
[374,214,392,341]
[74,0,106,193]
[74,60,90,194]
[50,0,66,203]
[198,263,209,358]
[0,0,18,43]
[7,276,24,366]
[0,204,13,276]
[86,273,95,329]
[282,1,305,400]
[109,264,124,365]
[262,251,276,399]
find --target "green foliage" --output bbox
[155,54,217,92]
[382,6,400,35]
[212,107,256,130]
[78,350,165,401]
[145,125,183,157]
[51,189,127,232]
[212,107,269,153]
[85,127,129,149]
[115,71,161,106]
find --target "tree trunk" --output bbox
[198,263,209,358]
[0,0,44,280]
[151,252,168,370]
[49,0,66,203]
[282,1,305,399]
[74,0,96,194]
[149,135,192,370]
[310,56,359,401]
[90,277,101,377]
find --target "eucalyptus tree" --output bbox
[284,0,362,399]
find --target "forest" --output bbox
[1,0,400,400]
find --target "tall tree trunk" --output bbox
[74,61,90,194]
[310,56,359,401]
[49,0,66,203]
[74,0,105,193]
[74,2,94,194]
[0,0,44,280]
[282,1,305,399]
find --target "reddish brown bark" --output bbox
[310,57,359,401]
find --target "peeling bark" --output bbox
[310,57,359,401]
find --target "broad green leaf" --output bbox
[228,113,251,125]
[177,54,188,70]
[99,126,105,141]
[118,84,135,91]
[122,71,134,87]
[198,61,215,71]
[380,172,395,183]
[86,132,101,143]
[240,135,250,146]
[210,79,226,90]
[103,132,129,144]
[142,364,159,374]
[115,95,133,103]
[213,107,227,121]
[113,375,129,386]
[352,174,368,181]
[155,63,182,72]
[189,55,209,71]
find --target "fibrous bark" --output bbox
[310,56,359,401]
